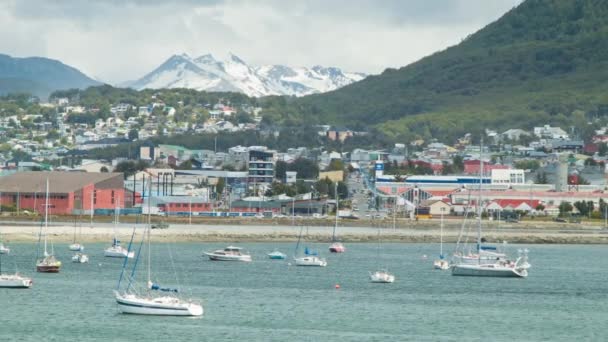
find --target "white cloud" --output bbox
[0,0,521,83]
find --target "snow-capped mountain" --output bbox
[124,53,366,97]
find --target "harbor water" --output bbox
[1,242,606,341]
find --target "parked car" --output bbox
[505,217,519,223]
[553,217,567,223]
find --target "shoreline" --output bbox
[2,220,608,244]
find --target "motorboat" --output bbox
[105,238,135,258]
[329,242,346,253]
[267,250,286,260]
[115,292,203,316]
[69,243,84,252]
[0,274,32,288]
[72,253,89,263]
[204,246,252,262]
[369,270,395,283]
[294,256,327,267]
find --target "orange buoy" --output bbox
[335,284,341,289]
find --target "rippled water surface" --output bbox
[1,242,606,341]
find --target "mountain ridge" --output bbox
[124,53,366,97]
[0,53,101,98]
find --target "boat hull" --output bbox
[36,265,60,273]
[205,253,252,262]
[295,257,327,267]
[451,264,527,278]
[115,294,203,316]
[268,253,286,260]
[69,244,84,252]
[104,248,135,258]
[433,260,450,270]
[0,275,32,288]
[72,254,89,263]
[329,243,345,253]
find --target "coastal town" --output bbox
[1,93,608,225]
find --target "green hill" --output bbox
[282,0,608,142]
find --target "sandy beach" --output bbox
[2,217,608,244]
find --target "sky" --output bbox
[0,0,523,84]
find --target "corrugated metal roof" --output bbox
[0,171,123,193]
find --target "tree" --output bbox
[128,129,139,141]
[535,204,545,212]
[452,155,464,173]
[535,172,548,184]
[558,201,573,216]
[215,177,225,197]
[599,143,608,157]
[114,160,149,179]
[100,166,109,173]
[326,159,344,172]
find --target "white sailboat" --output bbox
[105,200,134,258]
[329,183,345,253]
[114,192,203,316]
[433,210,449,270]
[69,221,84,252]
[451,140,530,278]
[0,229,10,254]
[0,236,32,288]
[36,179,62,273]
[369,227,395,283]
[294,226,327,267]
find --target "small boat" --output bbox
[433,209,449,270]
[433,259,450,270]
[267,250,286,260]
[369,270,395,283]
[0,243,9,255]
[36,179,61,273]
[69,244,84,252]
[0,241,32,288]
[329,183,346,253]
[115,192,203,316]
[294,255,327,267]
[115,292,203,316]
[0,274,32,288]
[105,238,135,258]
[72,253,89,263]
[294,228,327,267]
[452,249,530,278]
[451,139,531,278]
[204,246,252,262]
[329,242,346,253]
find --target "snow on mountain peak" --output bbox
[126,53,367,97]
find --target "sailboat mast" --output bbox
[147,189,152,284]
[477,138,484,255]
[333,182,338,241]
[44,178,49,256]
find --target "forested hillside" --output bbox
[269,0,608,142]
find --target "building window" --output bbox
[111,190,115,205]
[93,190,97,205]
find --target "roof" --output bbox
[0,171,123,193]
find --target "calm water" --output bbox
[0,242,606,341]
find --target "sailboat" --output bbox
[433,211,450,270]
[104,200,134,258]
[369,227,395,283]
[69,220,84,252]
[0,239,32,288]
[329,183,345,253]
[0,230,10,255]
[294,226,327,267]
[114,191,203,316]
[36,179,62,273]
[451,140,530,278]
